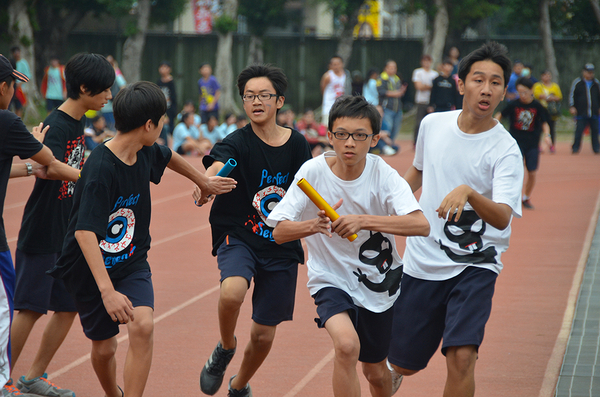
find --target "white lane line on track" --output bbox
[48,284,221,380]
[538,189,600,397]
[282,349,335,397]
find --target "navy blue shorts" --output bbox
[313,287,393,364]
[217,236,298,326]
[388,266,497,371]
[76,269,154,341]
[14,249,76,314]
[520,145,539,171]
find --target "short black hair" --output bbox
[113,81,167,133]
[515,76,534,90]
[458,42,511,88]
[237,64,287,97]
[64,53,115,99]
[328,95,381,135]
[10,46,20,54]
[0,75,14,87]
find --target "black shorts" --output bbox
[388,266,497,371]
[217,236,298,326]
[313,287,393,364]
[14,249,76,314]
[76,269,154,341]
[522,146,539,171]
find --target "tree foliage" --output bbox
[239,0,287,37]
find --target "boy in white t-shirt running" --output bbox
[267,95,429,397]
[388,42,524,396]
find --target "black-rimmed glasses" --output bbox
[242,93,277,102]
[331,131,374,141]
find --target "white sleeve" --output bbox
[383,169,422,216]
[413,117,427,171]
[492,147,524,218]
[266,172,310,227]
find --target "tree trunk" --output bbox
[424,0,448,65]
[8,0,40,119]
[215,0,241,116]
[590,0,600,25]
[335,8,361,64]
[121,0,151,83]
[540,0,559,82]
[247,35,264,65]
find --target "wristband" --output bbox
[25,162,33,176]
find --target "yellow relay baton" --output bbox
[297,178,357,242]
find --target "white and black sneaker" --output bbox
[200,339,236,395]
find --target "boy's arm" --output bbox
[403,165,423,193]
[74,230,134,323]
[331,210,429,240]
[29,146,80,182]
[167,151,236,204]
[437,185,513,230]
[273,208,334,244]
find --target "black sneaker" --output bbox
[522,199,534,210]
[227,376,252,397]
[200,339,236,395]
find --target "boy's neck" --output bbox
[457,110,497,135]
[104,130,144,165]
[326,156,366,181]
[251,120,291,147]
[58,98,88,120]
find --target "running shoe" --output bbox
[227,375,252,397]
[16,374,75,397]
[3,380,37,397]
[200,339,236,395]
[387,360,403,396]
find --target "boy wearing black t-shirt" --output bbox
[12,53,115,397]
[495,77,550,209]
[48,82,236,397]
[0,54,80,397]
[194,65,311,396]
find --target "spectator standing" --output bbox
[448,46,461,76]
[362,68,379,106]
[412,54,439,144]
[320,55,351,124]
[377,60,406,147]
[101,55,127,130]
[506,59,524,101]
[41,57,66,114]
[9,47,30,118]
[428,58,462,113]
[198,63,221,124]
[569,63,600,154]
[533,70,563,153]
[157,61,177,145]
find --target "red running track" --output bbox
[6,140,600,396]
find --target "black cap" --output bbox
[0,54,29,82]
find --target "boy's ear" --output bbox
[457,79,465,96]
[327,130,334,146]
[80,84,89,96]
[370,134,380,148]
[276,95,285,109]
[144,119,154,131]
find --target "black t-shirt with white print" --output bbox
[202,124,312,263]
[49,143,172,301]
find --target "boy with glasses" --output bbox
[267,95,428,397]
[194,64,311,397]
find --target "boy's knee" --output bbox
[362,362,386,385]
[333,337,360,363]
[129,315,154,340]
[446,345,478,374]
[92,339,118,361]
[250,324,276,347]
